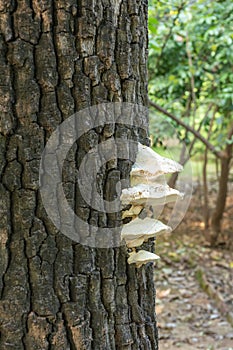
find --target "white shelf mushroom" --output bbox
[131,144,183,186]
[128,250,160,268]
[121,183,183,207]
[121,217,171,248]
[122,204,144,220]
[121,143,184,267]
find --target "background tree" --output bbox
[148,0,233,245]
[0,1,159,349]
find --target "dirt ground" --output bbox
[154,183,233,350]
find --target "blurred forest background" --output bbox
[148,1,233,349]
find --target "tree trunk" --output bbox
[202,147,209,230]
[168,141,186,188]
[0,1,158,349]
[210,149,232,246]
[210,123,233,245]
[202,110,216,233]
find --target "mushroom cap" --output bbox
[128,250,160,268]
[131,144,183,185]
[122,205,144,219]
[122,217,171,248]
[121,183,183,206]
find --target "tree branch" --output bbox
[156,2,186,70]
[149,99,225,159]
[189,103,215,157]
[186,32,197,123]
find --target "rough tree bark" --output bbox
[0,1,158,349]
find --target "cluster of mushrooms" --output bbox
[120,144,183,268]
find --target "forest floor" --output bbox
[155,182,233,350]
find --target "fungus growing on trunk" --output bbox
[131,143,183,186]
[121,183,183,206]
[121,145,183,268]
[121,217,171,248]
[128,250,160,268]
[122,204,144,220]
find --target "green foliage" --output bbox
[148,0,233,153]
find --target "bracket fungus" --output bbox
[128,250,160,268]
[121,217,171,248]
[121,183,183,207]
[121,144,183,268]
[122,204,144,220]
[131,143,183,186]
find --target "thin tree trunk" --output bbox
[168,104,214,188]
[210,125,233,246]
[168,141,186,188]
[210,153,232,246]
[215,157,220,181]
[203,147,209,229]
[202,109,216,232]
[0,1,158,349]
